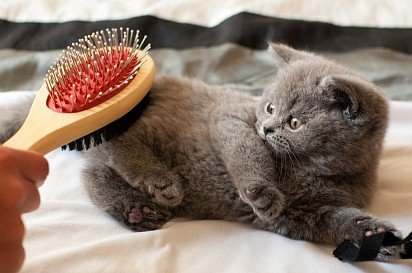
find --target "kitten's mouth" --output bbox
[265,134,291,154]
[257,124,292,154]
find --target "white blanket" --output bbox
[0,92,409,273]
[0,0,411,272]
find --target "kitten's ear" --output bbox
[267,42,311,67]
[319,76,361,120]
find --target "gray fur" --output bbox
[83,44,400,261]
[0,44,401,261]
[0,92,36,144]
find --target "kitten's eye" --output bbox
[289,117,302,130]
[265,103,275,114]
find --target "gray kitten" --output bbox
[0,44,401,261]
[82,44,402,261]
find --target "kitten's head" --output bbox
[256,43,389,175]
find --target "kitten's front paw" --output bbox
[241,184,285,222]
[144,171,184,207]
[344,216,403,262]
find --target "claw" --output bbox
[143,206,157,214]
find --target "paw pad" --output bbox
[245,187,260,200]
[128,207,143,224]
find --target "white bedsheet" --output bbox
[1,92,410,273]
[0,0,411,271]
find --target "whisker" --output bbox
[281,153,287,183]
[279,153,284,183]
[289,149,303,168]
[345,142,364,152]
[286,150,296,177]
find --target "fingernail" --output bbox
[35,180,45,187]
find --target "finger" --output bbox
[0,174,27,210]
[18,179,41,213]
[0,175,41,213]
[0,146,49,186]
[0,244,25,273]
[0,213,25,244]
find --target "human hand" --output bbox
[0,146,48,273]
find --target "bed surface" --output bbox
[0,93,410,273]
[0,1,411,272]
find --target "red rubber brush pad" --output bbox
[46,48,138,113]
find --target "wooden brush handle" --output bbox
[4,56,156,155]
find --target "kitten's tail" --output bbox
[0,91,36,144]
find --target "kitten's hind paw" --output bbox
[241,184,285,222]
[107,201,172,232]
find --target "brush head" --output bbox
[43,27,154,151]
[3,27,155,154]
[45,28,150,113]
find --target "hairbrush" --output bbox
[4,28,155,154]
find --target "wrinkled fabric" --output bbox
[0,92,410,273]
[0,1,411,272]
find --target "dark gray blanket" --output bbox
[0,14,411,100]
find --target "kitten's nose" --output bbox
[263,126,274,136]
